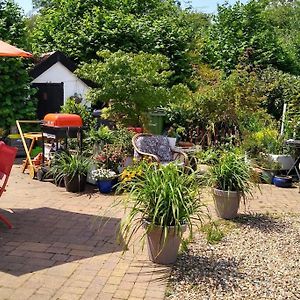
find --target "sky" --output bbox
[14,0,248,14]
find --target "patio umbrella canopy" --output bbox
[0,40,32,58]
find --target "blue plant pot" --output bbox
[97,179,114,194]
[273,176,293,188]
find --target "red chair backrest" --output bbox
[0,141,17,197]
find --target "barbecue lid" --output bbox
[43,113,83,128]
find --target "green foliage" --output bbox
[242,128,284,156]
[86,126,134,157]
[60,98,96,129]
[117,162,207,248]
[166,67,265,143]
[0,0,36,130]
[202,0,286,74]
[30,0,200,84]
[48,151,91,181]
[194,148,221,165]
[111,127,134,156]
[78,50,187,126]
[238,109,276,134]
[258,67,300,120]
[86,126,114,147]
[264,0,300,74]
[32,0,53,9]
[200,222,224,244]
[205,151,255,194]
[252,152,281,170]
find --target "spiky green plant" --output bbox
[117,162,207,248]
[205,151,256,196]
[48,151,91,183]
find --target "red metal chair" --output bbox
[0,141,17,229]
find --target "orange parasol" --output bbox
[0,40,32,58]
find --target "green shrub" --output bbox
[242,128,283,156]
[61,98,96,129]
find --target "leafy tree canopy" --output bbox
[202,0,291,74]
[263,0,300,74]
[77,50,190,126]
[30,0,208,84]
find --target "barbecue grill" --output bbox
[41,113,83,154]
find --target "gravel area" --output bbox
[167,214,300,300]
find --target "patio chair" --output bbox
[132,133,188,166]
[0,141,17,229]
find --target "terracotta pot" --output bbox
[213,188,240,219]
[144,222,186,265]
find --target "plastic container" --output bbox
[145,109,166,135]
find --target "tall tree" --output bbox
[202,0,288,74]
[264,0,300,74]
[0,0,36,130]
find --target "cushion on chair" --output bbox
[135,135,173,161]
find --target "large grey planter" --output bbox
[213,188,240,219]
[145,223,186,265]
[269,154,294,170]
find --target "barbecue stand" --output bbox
[38,114,83,180]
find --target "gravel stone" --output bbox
[167,214,300,300]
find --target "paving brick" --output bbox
[97,292,114,300]
[8,287,36,300]
[107,276,123,285]
[130,288,146,298]
[0,287,14,298]
[102,284,119,294]
[51,253,70,262]
[46,246,71,255]
[113,289,131,299]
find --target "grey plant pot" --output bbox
[213,188,240,219]
[145,222,186,265]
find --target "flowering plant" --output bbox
[120,163,143,183]
[94,144,123,172]
[91,168,116,181]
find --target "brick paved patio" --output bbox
[0,164,299,299]
[0,164,169,300]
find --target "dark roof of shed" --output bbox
[30,51,96,87]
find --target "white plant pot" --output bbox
[87,163,97,185]
[118,156,134,173]
[269,154,294,170]
[167,137,176,150]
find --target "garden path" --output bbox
[0,163,299,300]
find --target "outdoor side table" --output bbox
[22,132,43,173]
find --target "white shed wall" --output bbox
[31,61,91,106]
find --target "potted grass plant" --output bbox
[49,152,90,193]
[117,162,207,265]
[205,151,255,219]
